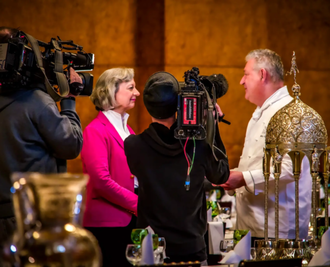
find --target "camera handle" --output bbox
[218,114,231,125]
[25,32,69,102]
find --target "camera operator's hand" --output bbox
[215,103,223,117]
[66,67,83,98]
[214,103,224,123]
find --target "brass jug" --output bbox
[4,172,100,267]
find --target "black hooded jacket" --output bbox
[0,87,82,218]
[124,121,229,260]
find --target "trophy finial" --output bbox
[286,51,301,98]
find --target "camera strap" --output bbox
[25,32,69,101]
[203,85,219,161]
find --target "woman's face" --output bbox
[113,79,140,115]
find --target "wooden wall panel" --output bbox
[0,0,137,66]
[165,0,269,67]
[1,0,330,173]
[165,0,330,168]
[133,0,165,132]
[265,0,330,70]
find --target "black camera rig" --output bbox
[0,30,94,101]
[174,67,229,140]
[174,67,229,163]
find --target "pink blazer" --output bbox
[81,111,138,227]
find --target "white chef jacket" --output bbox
[235,86,312,239]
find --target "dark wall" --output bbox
[1,0,330,173]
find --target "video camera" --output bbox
[0,30,94,101]
[174,67,229,141]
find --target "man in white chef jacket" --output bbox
[221,49,311,245]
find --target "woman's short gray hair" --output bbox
[90,68,134,111]
[246,49,284,83]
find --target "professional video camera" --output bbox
[0,30,94,101]
[174,66,229,141]
[175,67,229,190]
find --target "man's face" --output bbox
[240,58,263,106]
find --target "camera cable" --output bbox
[180,137,196,191]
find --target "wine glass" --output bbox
[154,237,166,264]
[125,244,141,266]
[250,247,256,260]
[218,207,231,221]
[131,229,148,244]
[219,239,234,253]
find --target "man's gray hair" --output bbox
[246,49,284,83]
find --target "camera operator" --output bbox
[0,27,83,249]
[124,71,229,265]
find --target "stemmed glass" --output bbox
[250,247,256,260]
[219,239,234,253]
[218,207,231,221]
[154,237,166,264]
[125,244,142,266]
[131,229,148,244]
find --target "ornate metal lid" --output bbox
[266,52,328,146]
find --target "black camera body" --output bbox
[0,31,94,99]
[175,67,227,140]
[174,67,229,161]
[175,79,208,140]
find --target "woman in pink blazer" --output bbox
[81,68,140,267]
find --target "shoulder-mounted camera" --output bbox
[0,30,94,101]
[174,66,229,140]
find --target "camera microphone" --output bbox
[206,74,230,125]
[201,73,228,99]
[200,73,230,124]
[63,51,94,71]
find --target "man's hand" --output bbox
[67,67,83,97]
[215,103,223,117]
[220,170,246,190]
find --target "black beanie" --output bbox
[143,71,179,119]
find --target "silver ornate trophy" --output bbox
[255,52,329,263]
